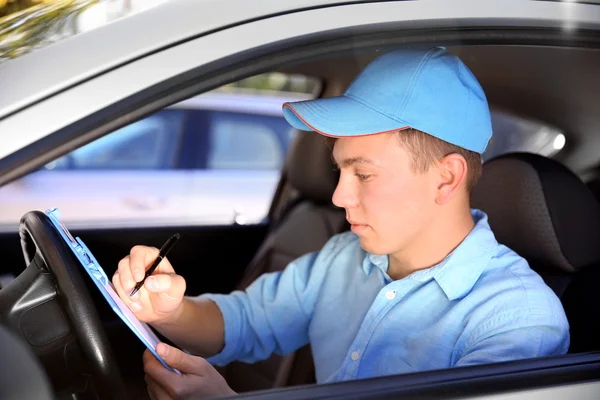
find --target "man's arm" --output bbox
[150,296,226,358]
[201,250,327,365]
[153,249,328,364]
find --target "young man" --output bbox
[113,48,569,399]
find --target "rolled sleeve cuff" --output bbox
[198,293,241,366]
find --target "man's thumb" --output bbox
[145,274,171,292]
[145,273,186,298]
[156,343,198,374]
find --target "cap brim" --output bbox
[282,95,409,137]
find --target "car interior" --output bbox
[1,41,600,400]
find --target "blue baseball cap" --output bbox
[282,47,492,154]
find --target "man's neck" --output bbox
[387,206,476,281]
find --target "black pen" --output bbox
[130,233,180,297]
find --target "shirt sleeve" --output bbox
[455,312,570,367]
[199,238,338,366]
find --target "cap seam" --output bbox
[397,48,437,117]
[347,48,437,122]
[459,61,472,151]
[345,92,413,129]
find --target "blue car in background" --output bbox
[0,90,311,230]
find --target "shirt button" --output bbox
[386,290,396,300]
[351,351,359,361]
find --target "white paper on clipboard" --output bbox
[45,208,181,375]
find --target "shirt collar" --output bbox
[362,209,498,301]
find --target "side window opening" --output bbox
[0,73,320,230]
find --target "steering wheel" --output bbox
[0,211,127,399]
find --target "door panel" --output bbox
[188,170,280,225]
[80,223,267,296]
[0,221,267,295]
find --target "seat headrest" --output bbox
[472,153,600,273]
[286,131,338,204]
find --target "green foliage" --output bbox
[223,72,321,95]
[0,0,97,61]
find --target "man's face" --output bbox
[331,133,439,255]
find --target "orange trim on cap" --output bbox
[282,104,409,137]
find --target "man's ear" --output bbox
[435,153,468,205]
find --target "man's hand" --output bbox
[144,343,236,400]
[113,245,186,324]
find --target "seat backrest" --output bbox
[222,131,346,392]
[471,152,600,353]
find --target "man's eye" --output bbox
[356,173,371,181]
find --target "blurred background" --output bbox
[1,0,169,62]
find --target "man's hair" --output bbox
[325,129,482,192]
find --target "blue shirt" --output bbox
[201,210,569,383]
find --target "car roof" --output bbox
[0,0,364,120]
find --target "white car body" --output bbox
[1,1,600,399]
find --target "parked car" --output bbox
[0,90,311,231]
[0,1,599,400]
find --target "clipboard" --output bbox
[45,207,181,375]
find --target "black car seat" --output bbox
[471,152,600,353]
[221,130,347,392]
[585,176,600,204]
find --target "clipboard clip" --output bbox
[77,238,109,285]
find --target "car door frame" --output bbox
[219,351,600,400]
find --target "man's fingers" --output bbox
[130,245,158,282]
[156,343,196,373]
[145,374,173,400]
[145,274,186,299]
[157,343,208,375]
[112,245,185,320]
[144,347,192,399]
[116,255,137,295]
[143,347,235,399]
[144,274,172,293]
[119,245,177,293]
[133,245,176,276]
[112,272,143,312]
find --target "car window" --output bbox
[206,111,290,170]
[0,75,318,231]
[46,110,185,171]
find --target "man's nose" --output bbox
[332,178,358,209]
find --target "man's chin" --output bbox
[356,236,387,256]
